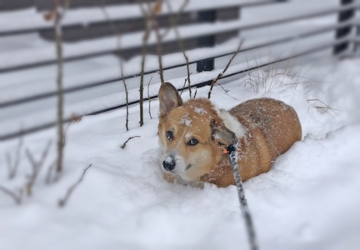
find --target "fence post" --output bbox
[196,10,216,75]
[334,0,354,55]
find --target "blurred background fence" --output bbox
[0,0,359,140]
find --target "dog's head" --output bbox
[158,82,236,182]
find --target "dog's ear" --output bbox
[158,82,183,117]
[211,120,237,146]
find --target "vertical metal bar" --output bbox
[334,0,354,55]
[196,10,216,74]
[355,25,360,52]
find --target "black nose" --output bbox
[162,158,176,171]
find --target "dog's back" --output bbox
[201,98,302,186]
[231,98,302,159]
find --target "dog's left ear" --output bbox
[158,82,183,117]
[211,120,237,146]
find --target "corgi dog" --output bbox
[158,82,302,187]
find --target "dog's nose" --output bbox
[162,157,176,171]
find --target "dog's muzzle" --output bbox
[162,156,176,171]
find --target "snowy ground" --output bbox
[1,56,360,250]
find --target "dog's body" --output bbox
[158,82,302,187]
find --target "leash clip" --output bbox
[223,144,236,155]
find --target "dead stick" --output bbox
[208,40,243,99]
[0,186,22,205]
[58,164,92,207]
[147,76,154,119]
[121,136,141,149]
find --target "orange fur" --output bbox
[158,82,302,187]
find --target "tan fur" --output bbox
[158,82,302,187]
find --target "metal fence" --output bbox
[0,0,359,140]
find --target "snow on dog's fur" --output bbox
[158,82,302,187]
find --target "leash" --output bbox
[226,142,258,250]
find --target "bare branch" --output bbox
[120,136,141,149]
[151,15,165,83]
[52,0,65,174]
[99,0,130,131]
[0,186,22,205]
[45,160,57,185]
[63,113,82,147]
[138,1,153,126]
[147,76,154,119]
[166,0,192,97]
[193,88,198,98]
[6,131,23,179]
[141,0,165,84]
[58,164,92,207]
[208,40,243,99]
[179,78,188,96]
[161,0,188,39]
[25,140,52,196]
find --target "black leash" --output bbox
[226,142,258,250]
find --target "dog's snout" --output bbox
[162,157,176,171]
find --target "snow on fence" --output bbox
[1,0,360,140]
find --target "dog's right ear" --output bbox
[158,82,183,117]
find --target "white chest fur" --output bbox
[217,109,246,139]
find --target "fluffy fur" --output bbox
[158,82,302,187]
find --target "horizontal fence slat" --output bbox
[0,0,282,36]
[0,33,353,141]
[1,3,359,73]
[1,18,357,107]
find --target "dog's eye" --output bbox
[187,138,199,146]
[166,131,174,141]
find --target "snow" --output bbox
[179,114,192,127]
[192,107,207,115]
[1,0,360,249]
[1,57,360,249]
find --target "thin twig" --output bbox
[99,0,130,131]
[120,136,141,149]
[6,130,23,179]
[25,140,52,196]
[165,0,191,97]
[58,164,92,207]
[63,113,82,147]
[147,76,154,119]
[138,1,153,127]
[208,40,244,99]
[193,88,198,98]
[179,78,187,96]
[161,0,188,39]
[45,160,57,184]
[0,186,22,205]
[149,1,165,84]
